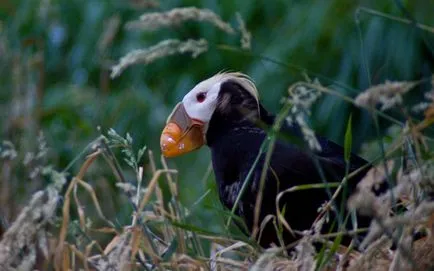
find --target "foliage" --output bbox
[1,0,434,270]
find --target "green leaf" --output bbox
[123,157,135,169]
[317,232,343,270]
[169,220,220,236]
[344,114,353,163]
[126,132,133,145]
[137,145,147,163]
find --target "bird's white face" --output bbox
[161,72,258,157]
[181,76,223,124]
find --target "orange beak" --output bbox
[160,103,205,157]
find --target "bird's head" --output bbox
[160,72,260,157]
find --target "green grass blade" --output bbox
[344,114,353,163]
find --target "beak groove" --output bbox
[160,103,205,157]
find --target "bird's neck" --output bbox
[206,113,258,147]
[206,116,267,209]
[204,105,274,212]
[206,110,266,187]
[206,103,273,146]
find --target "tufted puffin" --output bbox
[160,72,372,248]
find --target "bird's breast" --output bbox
[209,128,270,215]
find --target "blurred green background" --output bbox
[1,0,433,236]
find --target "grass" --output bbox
[1,73,434,270]
[1,3,434,271]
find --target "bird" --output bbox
[160,72,372,249]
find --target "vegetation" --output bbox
[0,0,434,270]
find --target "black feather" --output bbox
[207,80,373,248]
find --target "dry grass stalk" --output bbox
[0,140,17,160]
[346,153,434,269]
[236,12,251,50]
[251,247,297,271]
[54,150,102,270]
[84,241,97,271]
[138,169,177,212]
[98,15,121,54]
[347,236,392,271]
[91,231,133,271]
[0,186,60,271]
[412,78,434,114]
[410,234,434,270]
[76,178,116,228]
[285,82,323,151]
[358,201,434,252]
[293,237,316,271]
[125,7,235,34]
[355,81,418,110]
[388,228,413,271]
[1,102,432,271]
[347,160,399,221]
[49,133,188,270]
[115,7,252,79]
[356,160,395,192]
[347,233,434,270]
[275,189,296,238]
[111,38,208,78]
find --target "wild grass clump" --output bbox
[1,3,434,271]
[111,39,208,78]
[125,7,235,34]
[1,75,433,270]
[111,6,251,78]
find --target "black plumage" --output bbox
[206,80,372,248]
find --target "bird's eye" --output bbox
[196,92,206,103]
